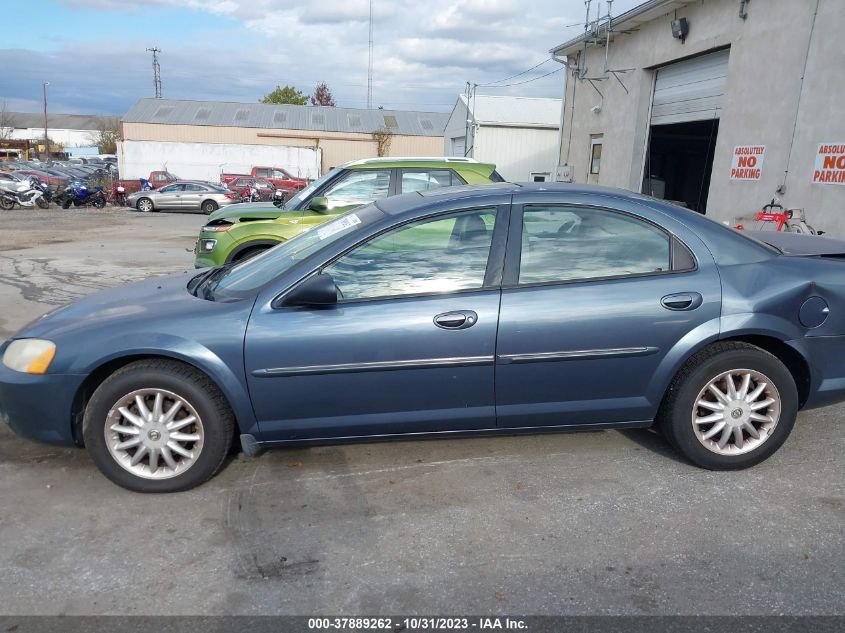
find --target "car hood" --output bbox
[14,271,229,341]
[207,202,280,222]
[748,231,845,256]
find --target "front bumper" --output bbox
[0,358,85,446]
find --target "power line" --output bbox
[484,66,564,88]
[479,57,554,87]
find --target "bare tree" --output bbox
[372,127,394,157]
[88,117,121,154]
[0,102,17,140]
[310,82,336,107]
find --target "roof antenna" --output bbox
[367,0,374,109]
[147,47,162,98]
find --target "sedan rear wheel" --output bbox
[83,359,235,492]
[136,197,153,213]
[657,342,798,470]
[202,200,218,214]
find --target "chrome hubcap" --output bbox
[105,388,204,480]
[692,369,781,456]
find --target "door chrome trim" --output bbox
[497,347,659,364]
[253,355,495,377]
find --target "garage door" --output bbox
[651,49,729,125]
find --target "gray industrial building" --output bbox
[552,0,845,235]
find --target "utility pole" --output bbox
[367,0,373,109]
[42,81,49,161]
[147,47,162,98]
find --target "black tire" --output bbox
[136,197,153,213]
[657,342,798,470]
[231,244,271,263]
[83,359,235,493]
[93,194,106,209]
[0,197,14,210]
[36,197,50,209]
[62,198,73,210]
[202,200,219,214]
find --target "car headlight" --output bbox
[2,339,56,374]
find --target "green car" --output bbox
[194,157,503,267]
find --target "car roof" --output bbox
[342,156,496,171]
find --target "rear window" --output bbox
[489,170,506,182]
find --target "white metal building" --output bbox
[120,98,449,182]
[444,95,561,182]
[552,0,845,235]
[0,112,113,147]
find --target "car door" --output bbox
[155,183,185,209]
[181,183,205,210]
[495,194,722,429]
[243,203,509,442]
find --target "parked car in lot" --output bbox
[226,176,277,202]
[221,166,307,197]
[4,183,845,492]
[112,170,179,199]
[195,157,504,267]
[127,180,240,214]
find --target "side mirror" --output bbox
[279,273,338,308]
[307,196,329,213]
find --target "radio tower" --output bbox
[367,0,373,109]
[147,47,162,98]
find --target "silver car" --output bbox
[128,181,239,214]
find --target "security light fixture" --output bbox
[672,17,689,42]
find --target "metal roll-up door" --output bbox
[651,49,730,125]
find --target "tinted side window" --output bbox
[325,209,497,301]
[400,169,463,193]
[518,206,671,285]
[322,169,391,208]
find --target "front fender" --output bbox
[69,334,258,435]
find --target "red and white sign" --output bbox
[730,145,765,181]
[812,143,845,185]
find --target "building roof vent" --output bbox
[419,117,434,131]
[383,115,398,129]
[273,110,287,125]
[194,107,212,121]
[348,114,363,128]
[152,106,174,120]
[234,109,250,123]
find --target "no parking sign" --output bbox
[730,145,765,181]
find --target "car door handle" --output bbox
[661,292,703,311]
[434,310,478,330]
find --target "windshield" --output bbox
[283,169,337,209]
[208,204,382,300]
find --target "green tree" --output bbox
[260,85,308,105]
[310,82,336,106]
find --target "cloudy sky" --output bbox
[1,0,642,116]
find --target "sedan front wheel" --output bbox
[83,359,235,492]
[658,342,798,470]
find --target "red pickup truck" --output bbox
[220,166,307,195]
[111,170,178,199]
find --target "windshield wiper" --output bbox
[196,265,232,301]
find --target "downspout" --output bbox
[778,0,819,195]
[552,54,569,177]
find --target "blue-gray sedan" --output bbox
[2,183,845,492]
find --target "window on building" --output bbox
[590,136,603,175]
[518,206,671,285]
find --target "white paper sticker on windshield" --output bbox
[317,213,361,240]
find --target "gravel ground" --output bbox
[0,206,842,616]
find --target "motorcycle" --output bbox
[248,182,261,203]
[0,177,49,210]
[56,181,107,209]
[273,188,286,208]
[113,185,127,207]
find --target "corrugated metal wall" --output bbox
[475,126,560,181]
[122,123,444,174]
